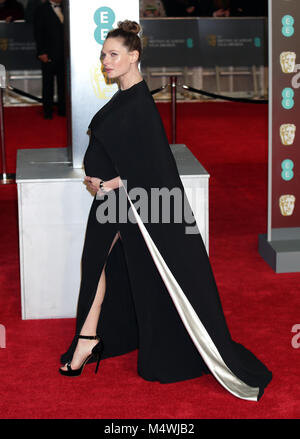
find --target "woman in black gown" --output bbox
[59,20,272,401]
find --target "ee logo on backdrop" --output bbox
[94,7,115,45]
[91,7,117,100]
[282,15,295,37]
[281,159,294,181]
[281,87,295,109]
[279,14,297,215]
[281,14,296,111]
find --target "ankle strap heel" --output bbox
[78,335,100,340]
[59,335,103,377]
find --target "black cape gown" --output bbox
[61,79,272,401]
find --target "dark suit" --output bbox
[162,0,215,17]
[33,1,65,117]
[230,0,268,16]
[0,0,24,21]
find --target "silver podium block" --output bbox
[16,146,209,319]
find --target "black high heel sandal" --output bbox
[59,335,104,377]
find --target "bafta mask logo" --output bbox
[207,34,217,47]
[142,35,149,49]
[90,64,117,100]
[280,52,296,73]
[0,38,8,51]
[279,194,296,216]
[280,124,296,145]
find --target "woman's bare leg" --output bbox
[60,231,121,370]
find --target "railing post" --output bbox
[0,65,14,184]
[171,75,177,144]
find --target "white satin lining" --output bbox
[124,187,260,401]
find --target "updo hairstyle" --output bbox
[106,20,142,62]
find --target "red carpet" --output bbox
[0,102,299,419]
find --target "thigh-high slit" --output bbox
[60,192,138,365]
[79,229,121,336]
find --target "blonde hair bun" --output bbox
[117,20,141,35]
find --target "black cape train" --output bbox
[61,80,272,401]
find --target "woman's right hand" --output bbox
[84,176,101,193]
[84,176,122,196]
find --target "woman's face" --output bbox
[100,37,138,80]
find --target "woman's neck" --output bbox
[119,71,143,91]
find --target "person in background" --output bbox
[161,0,231,18]
[162,0,199,17]
[194,0,214,16]
[33,0,65,119]
[211,0,230,17]
[140,0,166,17]
[194,0,268,17]
[0,0,24,22]
[230,0,267,17]
[24,0,45,22]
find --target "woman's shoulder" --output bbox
[121,79,152,101]
[119,80,156,113]
[89,80,155,131]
